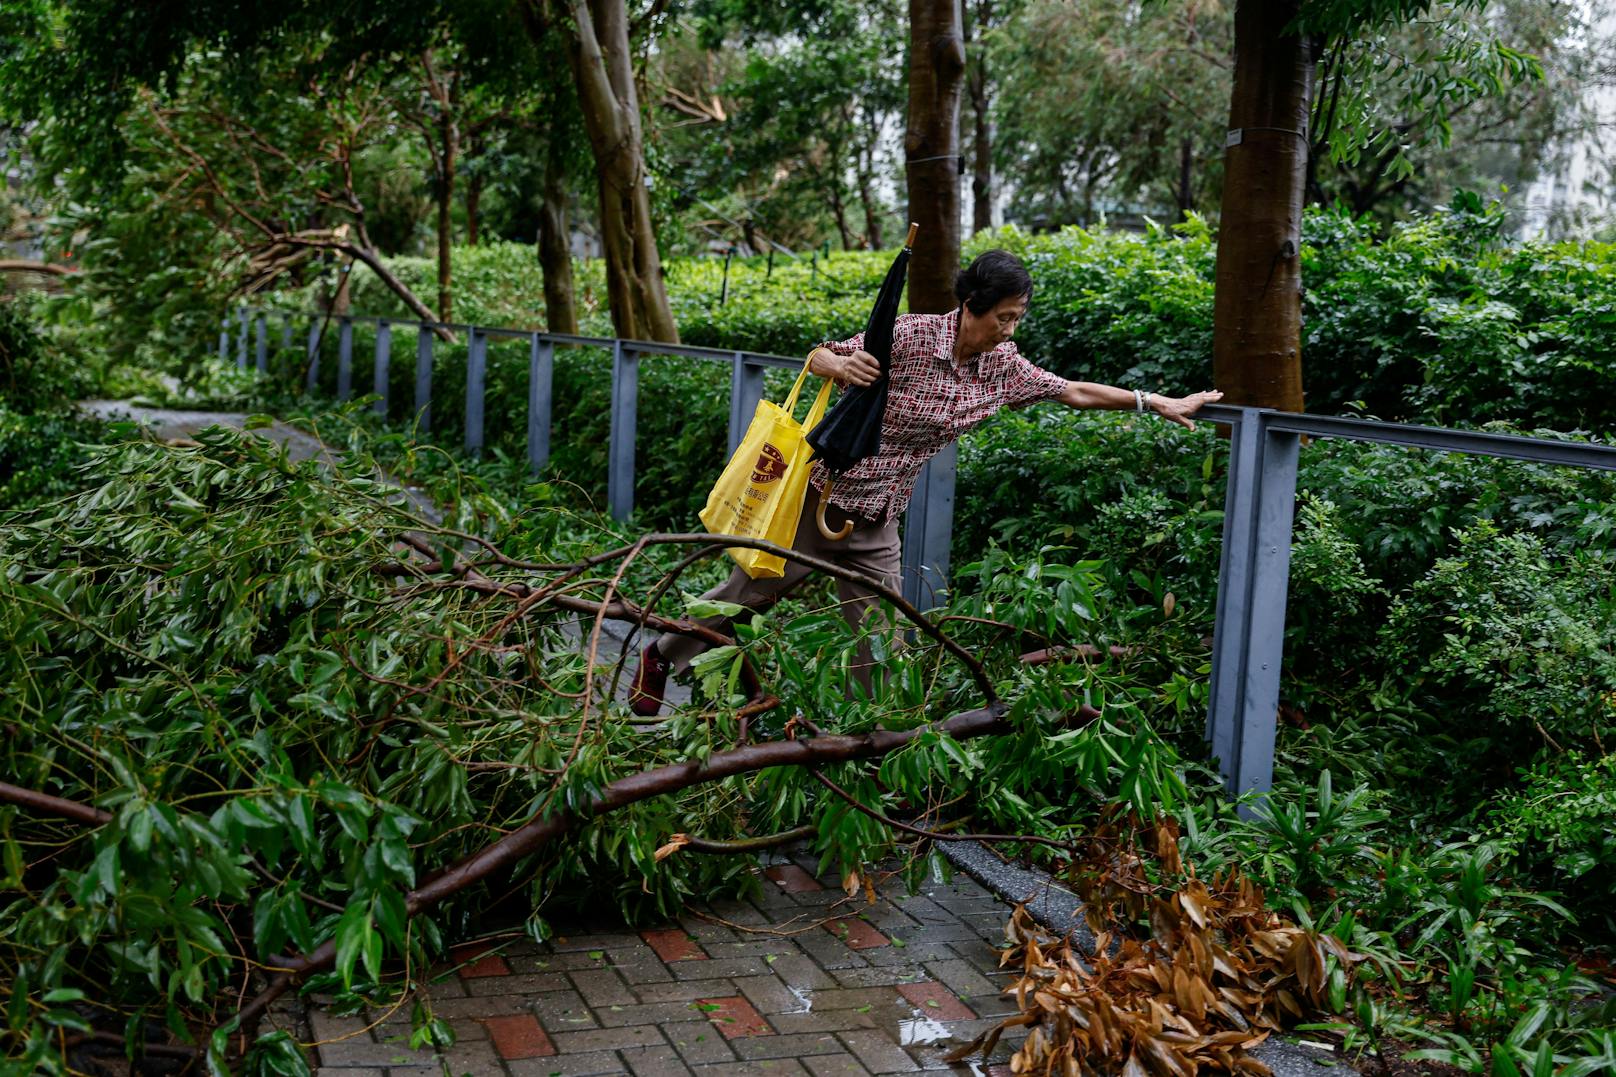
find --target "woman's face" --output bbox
[961,294,1029,352]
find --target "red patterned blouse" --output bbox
[810,310,1069,523]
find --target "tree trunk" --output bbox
[1178,138,1195,218]
[466,171,482,247]
[829,185,856,250]
[551,0,678,342]
[538,158,579,334]
[858,135,884,249]
[1211,0,1315,411]
[436,100,457,323]
[332,255,354,316]
[906,0,966,314]
[965,0,993,235]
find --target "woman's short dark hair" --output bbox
[953,249,1032,315]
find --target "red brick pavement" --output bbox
[695,994,774,1038]
[824,916,889,950]
[764,863,824,892]
[896,979,976,1021]
[640,926,707,962]
[450,942,512,979]
[308,853,1028,1074]
[478,1013,557,1059]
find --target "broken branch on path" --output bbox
[235,701,1021,1028]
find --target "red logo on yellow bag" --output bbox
[751,443,787,484]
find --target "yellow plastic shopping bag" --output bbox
[699,358,834,578]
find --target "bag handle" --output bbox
[779,356,816,416]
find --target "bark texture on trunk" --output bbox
[558,0,678,342]
[424,58,460,323]
[966,0,993,236]
[1211,0,1314,412]
[538,160,579,334]
[905,0,966,314]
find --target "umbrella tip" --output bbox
[904,223,919,249]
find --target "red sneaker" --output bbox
[629,642,670,717]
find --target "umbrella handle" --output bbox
[815,482,854,541]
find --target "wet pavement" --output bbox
[300,849,1026,1076]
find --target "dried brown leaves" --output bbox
[949,809,1363,1076]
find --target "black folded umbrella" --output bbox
[806,223,917,539]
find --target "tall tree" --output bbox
[1213,0,1542,410]
[525,0,678,342]
[1211,0,1314,413]
[906,0,966,313]
[539,134,580,333]
[962,0,997,235]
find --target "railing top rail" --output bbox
[241,307,803,369]
[1202,404,1616,472]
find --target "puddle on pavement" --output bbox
[897,1012,954,1045]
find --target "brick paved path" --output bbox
[306,848,1023,1076]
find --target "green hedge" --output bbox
[273,200,1616,534]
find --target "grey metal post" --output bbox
[900,442,958,610]
[728,351,767,455]
[219,318,230,362]
[305,320,321,394]
[527,334,554,474]
[254,315,268,373]
[337,317,354,401]
[235,307,249,369]
[1206,411,1300,810]
[373,320,391,416]
[281,314,294,351]
[414,328,434,434]
[465,327,487,457]
[608,341,639,520]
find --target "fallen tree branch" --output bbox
[0,781,112,826]
[232,701,1015,1029]
[0,260,73,277]
[402,530,996,706]
[679,825,815,854]
[808,764,1094,859]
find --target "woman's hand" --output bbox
[1150,389,1223,431]
[812,347,881,387]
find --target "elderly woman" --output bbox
[630,249,1220,715]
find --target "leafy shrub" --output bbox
[964,217,1217,393]
[953,408,1225,606]
[0,406,114,512]
[669,250,894,356]
[1490,752,1616,916]
[0,298,115,512]
[1304,193,1616,429]
[0,295,96,411]
[1379,523,1616,759]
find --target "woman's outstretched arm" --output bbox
[1058,382,1223,430]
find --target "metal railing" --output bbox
[1197,403,1616,809]
[226,311,1616,806]
[222,307,958,610]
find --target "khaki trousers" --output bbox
[655,497,902,690]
